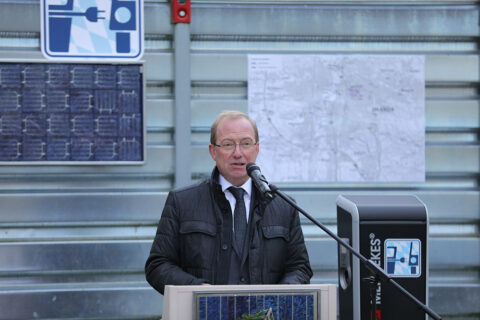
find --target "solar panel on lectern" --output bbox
[197,292,316,320]
[0,62,144,163]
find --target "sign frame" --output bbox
[40,0,144,61]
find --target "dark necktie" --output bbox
[229,187,247,253]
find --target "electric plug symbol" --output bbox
[49,7,105,23]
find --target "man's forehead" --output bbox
[220,137,254,142]
[217,117,255,136]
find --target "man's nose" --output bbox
[232,144,243,156]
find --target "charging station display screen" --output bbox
[384,239,421,277]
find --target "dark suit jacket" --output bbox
[145,167,312,294]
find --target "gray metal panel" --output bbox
[144,1,173,34]
[145,99,174,128]
[426,100,480,127]
[192,99,248,127]
[0,50,44,60]
[429,284,480,315]
[0,176,172,192]
[144,53,174,81]
[190,3,479,36]
[0,193,168,222]
[427,145,480,172]
[0,1,40,32]
[0,285,162,320]
[0,225,157,242]
[0,241,150,272]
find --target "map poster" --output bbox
[248,54,425,183]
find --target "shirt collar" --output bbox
[219,174,252,197]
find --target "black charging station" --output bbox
[337,195,428,320]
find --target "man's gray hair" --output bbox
[210,110,259,144]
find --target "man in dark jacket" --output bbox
[145,110,312,294]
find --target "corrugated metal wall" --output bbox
[0,0,479,319]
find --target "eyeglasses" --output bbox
[213,139,258,152]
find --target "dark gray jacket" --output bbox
[145,168,312,294]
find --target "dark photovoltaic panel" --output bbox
[197,293,316,320]
[0,63,143,163]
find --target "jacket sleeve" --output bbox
[145,192,207,295]
[278,207,313,284]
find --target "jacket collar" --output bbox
[210,167,223,194]
[210,167,229,214]
[209,167,273,216]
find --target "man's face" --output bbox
[209,117,259,186]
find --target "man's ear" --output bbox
[208,144,216,161]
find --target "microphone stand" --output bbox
[268,184,442,320]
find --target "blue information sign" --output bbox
[384,239,422,278]
[41,0,144,60]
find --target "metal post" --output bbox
[173,6,191,188]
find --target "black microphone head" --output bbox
[246,162,260,176]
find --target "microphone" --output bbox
[246,162,273,199]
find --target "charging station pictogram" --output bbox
[41,0,143,60]
[384,239,421,277]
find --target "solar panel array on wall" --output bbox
[0,63,144,163]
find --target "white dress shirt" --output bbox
[218,174,252,227]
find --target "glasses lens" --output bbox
[220,141,234,151]
[240,139,254,150]
[218,139,255,151]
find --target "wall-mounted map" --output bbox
[248,55,425,182]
